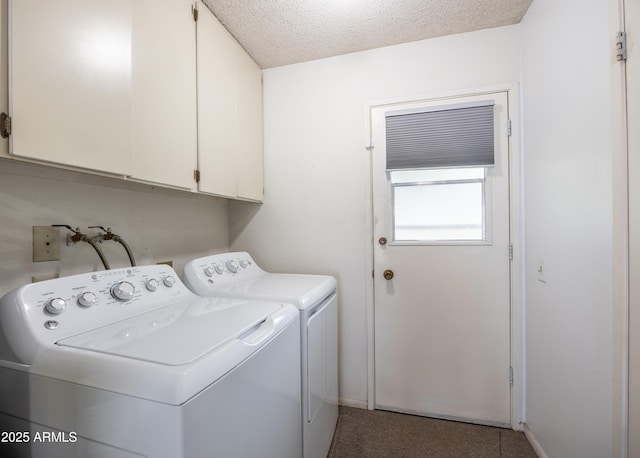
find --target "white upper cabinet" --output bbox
[130,0,198,190]
[9,0,134,175]
[235,42,264,202]
[8,0,263,200]
[196,3,237,198]
[196,1,264,201]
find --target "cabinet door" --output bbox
[131,0,197,190]
[9,0,133,175]
[196,1,237,198]
[235,46,264,202]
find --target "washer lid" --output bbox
[57,297,281,366]
[227,274,337,310]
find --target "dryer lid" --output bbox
[57,297,281,366]
[227,274,336,310]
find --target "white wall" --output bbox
[0,161,230,296]
[0,0,229,296]
[229,25,521,406]
[520,1,614,456]
[628,0,640,453]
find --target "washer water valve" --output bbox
[52,225,111,270]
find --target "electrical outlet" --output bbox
[33,226,61,262]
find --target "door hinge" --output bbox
[507,119,512,137]
[0,112,11,138]
[616,31,627,62]
[194,169,201,183]
[509,366,514,385]
[508,243,513,261]
[192,4,199,22]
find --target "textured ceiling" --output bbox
[202,0,533,69]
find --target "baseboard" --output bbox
[338,398,369,409]
[524,424,549,458]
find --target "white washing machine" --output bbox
[0,264,301,458]
[183,252,339,458]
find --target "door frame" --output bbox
[614,0,637,456]
[363,83,524,430]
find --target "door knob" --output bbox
[378,237,388,245]
[383,269,394,280]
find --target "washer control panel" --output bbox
[0,265,195,363]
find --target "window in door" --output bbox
[390,167,488,243]
[385,100,496,245]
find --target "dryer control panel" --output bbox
[0,265,196,365]
[183,252,264,293]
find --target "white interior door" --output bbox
[372,91,512,426]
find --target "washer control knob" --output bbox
[110,281,135,302]
[239,259,249,268]
[45,298,67,315]
[226,260,239,273]
[204,267,215,277]
[213,264,225,275]
[77,291,97,307]
[163,276,176,288]
[145,278,160,292]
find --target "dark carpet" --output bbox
[328,406,537,458]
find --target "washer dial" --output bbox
[45,298,67,315]
[226,260,239,273]
[145,279,160,292]
[110,281,135,302]
[77,291,97,307]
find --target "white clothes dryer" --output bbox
[183,252,339,458]
[0,264,301,458]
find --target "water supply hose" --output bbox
[114,237,136,267]
[88,226,136,267]
[84,237,111,270]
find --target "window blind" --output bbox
[385,101,495,170]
